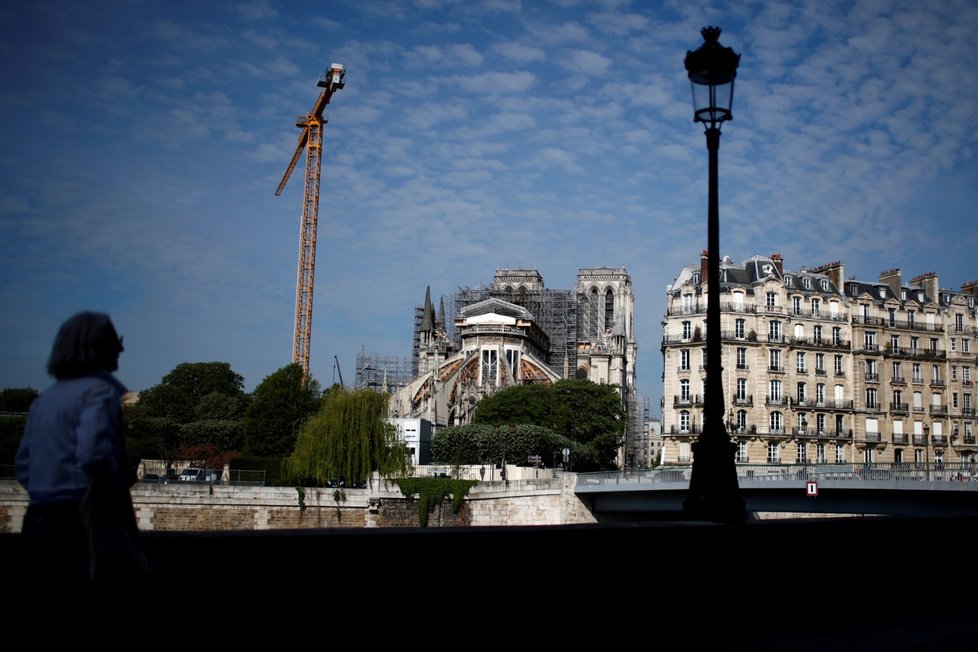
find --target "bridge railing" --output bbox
[577,463,978,487]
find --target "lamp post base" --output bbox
[683,435,746,525]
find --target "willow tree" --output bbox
[286,388,408,486]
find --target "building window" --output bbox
[797,382,807,403]
[769,349,781,371]
[893,362,902,381]
[813,325,822,343]
[908,309,915,326]
[682,321,692,341]
[912,364,922,382]
[766,292,777,309]
[796,352,806,373]
[915,449,923,465]
[951,338,957,352]
[736,347,747,369]
[817,413,826,434]
[866,388,878,409]
[894,449,903,464]
[815,353,825,373]
[964,339,971,353]
[769,320,782,341]
[930,337,939,352]
[890,334,899,350]
[864,331,877,350]
[836,444,845,464]
[952,366,958,381]
[605,289,614,328]
[888,308,896,326]
[736,441,747,463]
[770,411,783,433]
[834,355,844,375]
[816,443,826,463]
[736,378,747,401]
[736,410,747,431]
[680,410,690,432]
[832,327,842,345]
[679,442,691,463]
[735,318,745,339]
[932,365,941,383]
[683,294,693,313]
[767,442,780,463]
[680,379,690,402]
[797,443,807,464]
[811,298,821,316]
[866,359,877,380]
[911,336,919,352]
[481,349,498,388]
[792,296,802,315]
[816,383,825,404]
[680,349,690,371]
[956,314,964,332]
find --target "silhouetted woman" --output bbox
[16,311,146,586]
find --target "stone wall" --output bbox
[0,475,594,533]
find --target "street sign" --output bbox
[806,481,818,497]
[562,448,570,462]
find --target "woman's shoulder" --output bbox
[42,374,127,401]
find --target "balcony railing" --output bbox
[890,402,909,414]
[893,433,909,445]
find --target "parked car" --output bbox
[177,468,219,483]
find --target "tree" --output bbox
[130,362,248,455]
[431,422,579,468]
[138,362,246,423]
[243,363,321,457]
[286,387,408,486]
[472,379,625,471]
[0,387,39,413]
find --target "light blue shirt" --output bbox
[16,371,129,505]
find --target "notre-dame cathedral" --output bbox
[382,267,640,468]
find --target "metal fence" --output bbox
[577,462,978,487]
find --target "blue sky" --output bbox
[2,0,977,419]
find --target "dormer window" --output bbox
[879,288,886,298]
[803,277,812,289]
[821,279,829,291]
[692,272,700,285]
[785,275,793,287]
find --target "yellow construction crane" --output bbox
[275,63,345,381]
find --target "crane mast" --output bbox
[276,63,345,381]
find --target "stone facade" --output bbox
[0,475,594,533]
[661,254,978,467]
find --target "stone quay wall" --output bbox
[0,474,595,533]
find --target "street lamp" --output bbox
[682,26,746,524]
[924,422,931,482]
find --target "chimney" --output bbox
[812,260,845,290]
[911,272,939,303]
[962,279,978,301]
[880,268,902,298]
[771,253,783,275]
[699,250,708,285]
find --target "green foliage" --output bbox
[432,423,575,467]
[285,388,409,486]
[195,391,248,421]
[230,455,288,486]
[472,379,625,470]
[243,363,321,457]
[394,477,477,527]
[138,362,246,423]
[125,415,181,464]
[179,419,244,451]
[0,415,28,466]
[0,387,38,413]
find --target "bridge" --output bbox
[576,462,978,519]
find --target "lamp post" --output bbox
[924,422,930,482]
[682,26,746,524]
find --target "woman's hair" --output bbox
[46,311,124,379]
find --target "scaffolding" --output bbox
[448,271,580,379]
[354,349,414,394]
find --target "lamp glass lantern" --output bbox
[684,26,741,128]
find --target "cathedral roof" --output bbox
[459,297,534,321]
